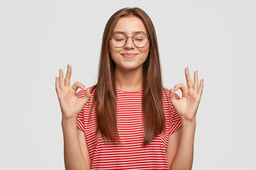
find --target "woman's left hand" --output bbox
[169,67,204,122]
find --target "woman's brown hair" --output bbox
[93,7,164,145]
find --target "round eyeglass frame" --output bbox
[109,32,149,48]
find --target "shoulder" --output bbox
[162,87,170,96]
[162,87,172,112]
[162,87,178,110]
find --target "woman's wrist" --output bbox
[181,116,196,130]
[61,116,77,128]
[62,110,78,121]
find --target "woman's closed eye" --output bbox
[115,38,125,42]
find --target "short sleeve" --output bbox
[168,104,182,135]
[76,90,86,132]
[163,88,182,135]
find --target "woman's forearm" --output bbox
[170,119,196,170]
[62,119,89,170]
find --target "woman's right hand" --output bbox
[55,64,91,121]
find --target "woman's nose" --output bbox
[124,37,134,49]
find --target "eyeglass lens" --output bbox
[111,33,148,48]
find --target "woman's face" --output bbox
[109,15,150,72]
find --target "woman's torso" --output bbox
[76,87,182,169]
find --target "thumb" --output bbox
[169,89,180,102]
[85,87,92,97]
[80,88,92,103]
[169,89,176,100]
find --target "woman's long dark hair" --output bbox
[93,7,164,145]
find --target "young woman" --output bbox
[55,7,204,170]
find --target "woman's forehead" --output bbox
[113,16,147,35]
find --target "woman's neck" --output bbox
[115,67,143,91]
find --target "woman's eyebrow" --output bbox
[112,31,146,35]
[112,31,126,35]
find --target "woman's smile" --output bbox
[120,52,138,58]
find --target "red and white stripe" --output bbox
[76,87,182,169]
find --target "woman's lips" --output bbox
[121,53,138,58]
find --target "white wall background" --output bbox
[0,0,255,169]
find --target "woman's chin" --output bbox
[116,64,143,72]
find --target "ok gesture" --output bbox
[55,65,91,120]
[169,67,204,121]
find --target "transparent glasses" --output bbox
[110,32,149,48]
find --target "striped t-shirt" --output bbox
[76,87,182,169]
